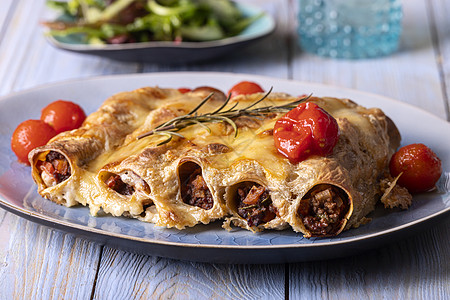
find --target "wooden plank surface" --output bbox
[0,0,139,96]
[0,0,448,299]
[429,0,450,121]
[292,0,448,119]
[0,214,101,299]
[92,248,285,299]
[289,218,450,300]
[0,0,14,35]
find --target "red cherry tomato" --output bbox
[178,88,191,94]
[389,143,442,193]
[192,86,227,102]
[192,86,224,95]
[41,100,86,134]
[273,102,340,163]
[228,81,264,98]
[11,119,57,165]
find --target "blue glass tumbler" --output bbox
[298,0,403,59]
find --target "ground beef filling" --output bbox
[38,151,71,185]
[181,168,214,210]
[105,174,135,196]
[236,183,277,227]
[298,185,350,236]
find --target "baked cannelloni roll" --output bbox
[222,163,290,232]
[279,97,401,237]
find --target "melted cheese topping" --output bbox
[71,94,377,207]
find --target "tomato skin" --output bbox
[192,86,226,102]
[192,86,224,94]
[11,119,57,165]
[389,143,442,193]
[41,100,86,134]
[178,88,191,94]
[273,102,339,163]
[228,81,264,98]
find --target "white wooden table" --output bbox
[0,0,449,299]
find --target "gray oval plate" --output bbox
[0,72,449,264]
[44,2,275,63]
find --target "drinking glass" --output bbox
[298,0,403,59]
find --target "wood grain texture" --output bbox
[0,0,14,37]
[289,218,450,300]
[0,0,140,96]
[91,247,285,300]
[292,0,447,119]
[428,0,450,121]
[0,213,101,299]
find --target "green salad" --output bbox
[45,0,261,44]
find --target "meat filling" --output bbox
[236,183,277,227]
[38,151,71,186]
[180,168,213,210]
[105,174,135,196]
[298,185,349,236]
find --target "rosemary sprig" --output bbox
[137,89,310,145]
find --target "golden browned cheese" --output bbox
[29,87,406,237]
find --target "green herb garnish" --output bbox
[137,89,310,146]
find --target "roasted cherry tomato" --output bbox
[11,119,57,165]
[228,81,264,98]
[192,86,224,95]
[273,102,340,163]
[41,100,86,134]
[178,88,192,94]
[389,143,442,193]
[192,86,227,102]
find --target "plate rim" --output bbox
[2,72,448,125]
[0,190,448,250]
[0,71,449,253]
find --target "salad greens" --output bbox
[45,0,261,44]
